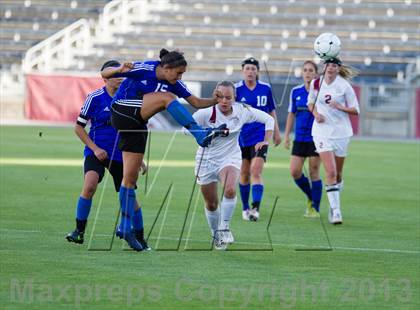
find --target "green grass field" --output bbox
[0,125,419,309]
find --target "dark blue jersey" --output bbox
[288,84,314,142]
[77,87,122,162]
[112,61,192,108]
[235,80,276,147]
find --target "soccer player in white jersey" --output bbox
[191,81,274,249]
[307,57,360,224]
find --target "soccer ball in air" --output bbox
[313,33,341,60]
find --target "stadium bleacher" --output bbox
[0,0,109,70]
[0,0,418,81]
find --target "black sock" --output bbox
[134,228,144,240]
[76,219,87,233]
[252,202,260,211]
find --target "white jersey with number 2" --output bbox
[308,75,360,139]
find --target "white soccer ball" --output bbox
[313,33,341,60]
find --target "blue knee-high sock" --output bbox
[239,183,250,211]
[252,184,264,209]
[132,208,144,231]
[76,196,92,221]
[118,186,136,233]
[294,174,312,201]
[167,99,203,137]
[311,179,323,212]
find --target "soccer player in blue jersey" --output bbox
[284,60,322,218]
[66,60,149,250]
[101,49,227,251]
[235,57,281,221]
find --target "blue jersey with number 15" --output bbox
[235,80,276,147]
[111,60,192,107]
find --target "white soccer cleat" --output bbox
[222,229,234,244]
[213,230,227,250]
[242,210,250,221]
[249,208,260,222]
[329,208,343,225]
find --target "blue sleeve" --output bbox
[234,85,240,101]
[80,93,98,119]
[173,80,193,98]
[112,62,149,79]
[267,87,276,112]
[77,92,99,126]
[288,89,297,113]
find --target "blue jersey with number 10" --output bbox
[235,80,276,147]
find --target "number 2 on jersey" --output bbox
[325,94,332,104]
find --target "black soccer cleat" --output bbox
[66,230,84,244]
[134,230,151,251]
[116,229,144,252]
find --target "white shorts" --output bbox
[313,136,350,157]
[195,158,241,185]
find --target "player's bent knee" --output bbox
[160,92,177,105]
[206,202,218,211]
[325,170,337,181]
[309,170,320,180]
[122,174,138,188]
[250,169,262,179]
[290,168,302,179]
[82,184,97,198]
[224,188,236,199]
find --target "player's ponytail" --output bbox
[159,48,170,59]
[159,48,187,68]
[339,64,359,81]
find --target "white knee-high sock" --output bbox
[220,196,237,230]
[205,207,220,236]
[326,184,341,210]
[337,180,344,192]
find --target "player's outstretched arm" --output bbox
[101,62,133,78]
[185,88,222,108]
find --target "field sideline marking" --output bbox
[0,157,288,169]
[1,228,419,255]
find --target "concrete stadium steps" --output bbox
[0,0,109,9]
[0,7,100,21]
[154,10,419,30]
[0,0,110,71]
[130,22,420,42]
[118,28,418,56]
[170,0,420,17]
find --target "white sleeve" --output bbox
[192,109,209,127]
[345,83,360,114]
[307,80,316,105]
[182,109,208,135]
[243,106,275,131]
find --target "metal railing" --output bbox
[95,0,154,41]
[22,19,92,73]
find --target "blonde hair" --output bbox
[216,80,236,96]
[339,64,359,81]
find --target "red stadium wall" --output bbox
[416,88,420,138]
[25,74,103,122]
